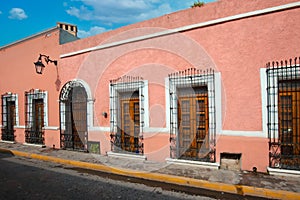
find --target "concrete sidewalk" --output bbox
[0,142,299,200]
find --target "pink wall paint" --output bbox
[14,129,25,144]
[144,133,170,162]
[216,136,269,172]
[88,131,111,155]
[44,130,60,149]
[58,0,300,171]
[61,0,299,55]
[61,0,300,132]
[0,0,298,172]
[188,7,300,131]
[0,29,62,146]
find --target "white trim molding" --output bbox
[263,64,300,140]
[109,79,149,132]
[23,142,46,148]
[60,79,94,131]
[107,151,147,161]
[220,130,266,138]
[267,167,300,177]
[61,2,300,58]
[43,126,59,130]
[166,158,220,170]
[260,68,268,138]
[1,93,20,127]
[88,126,110,132]
[14,125,26,129]
[0,140,15,144]
[25,90,49,128]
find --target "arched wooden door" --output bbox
[60,81,88,151]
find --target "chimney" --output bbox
[57,22,77,37]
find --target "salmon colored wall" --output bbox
[144,133,170,162]
[60,0,300,132]
[188,7,300,131]
[88,131,170,162]
[44,130,60,148]
[61,0,299,55]
[58,0,300,171]
[216,135,269,172]
[0,0,294,171]
[14,129,25,144]
[92,48,196,127]
[0,29,61,146]
[88,131,111,155]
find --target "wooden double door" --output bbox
[278,80,300,167]
[2,100,16,141]
[119,92,140,153]
[177,87,209,160]
[61,86,87,151]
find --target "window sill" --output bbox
[43,126,59,130]
[107,151,147,161]
[15,125,26,129]
[23,143,46,148]
[0,140,15,144]
[267,167,300,177]
[166,158,220,170]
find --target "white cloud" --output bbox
[66,0,182,25]
[8,8,28,20]
[67,5,93,21]
[77,26,110,38]
[67,0,215,38]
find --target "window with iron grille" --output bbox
[110,76,145,155]
[267,58,300,170]
[25,89,47,145]
[1,93,18,141]
[169,68,216,162]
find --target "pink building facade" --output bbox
[1,0,300,174]
[0,24,77,148]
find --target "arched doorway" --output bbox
[60,81,88,151]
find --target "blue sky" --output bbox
[0,0,216,47]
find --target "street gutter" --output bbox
[0,148,299,200]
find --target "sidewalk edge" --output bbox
[1,148,299,199]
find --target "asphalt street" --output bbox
[0,153,214,200]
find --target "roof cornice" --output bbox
[0,27,58,50]
[60,1,300,58]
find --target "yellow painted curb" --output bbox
[1,148,300,200]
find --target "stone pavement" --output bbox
[0,142,299,199]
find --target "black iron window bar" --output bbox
[169,68,216,162]
[267,57,300,170]
[1,93,17,141]
[110,75,145,155]
[25,89,46,145]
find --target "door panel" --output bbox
[121,97,140,153]
[178,91,209,160]
[61,86,87,151]
[33,99,44,144]
[2,100,15,141]
[278,81,300,167]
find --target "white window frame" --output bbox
[261,66,300,139]
[26,90,48,128]
[166,72,222,135]
[2,93,19,127]
[59,79,94,132]
[110,80,149,133]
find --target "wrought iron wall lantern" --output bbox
[34,54,58,74]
